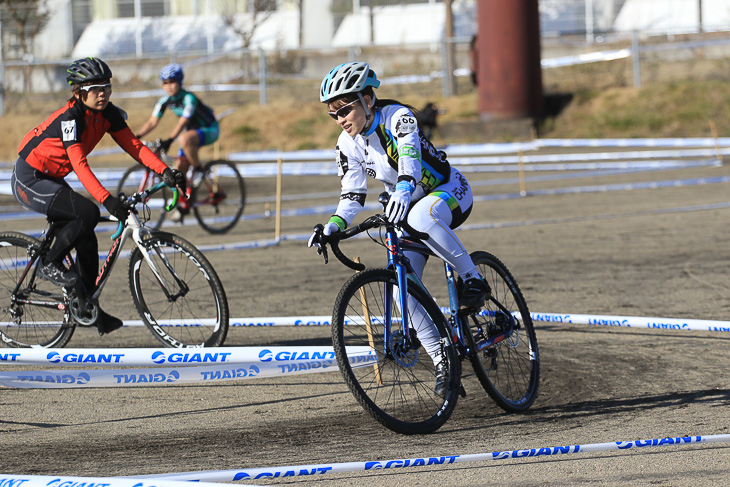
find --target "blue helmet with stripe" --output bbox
[160,63,184,83]
[320,62,380,103]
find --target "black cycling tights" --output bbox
[46,187,101,292]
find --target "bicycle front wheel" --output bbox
[128,232,229,347]
[191,160,245,234]
[117,166,169,230]
[332,268,461,435]
[0,232,75,348]
[463,251,539,412]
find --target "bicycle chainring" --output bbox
[69,294,99,327]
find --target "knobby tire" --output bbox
[0,232,75,348]
[331,268,461,435]
[128,231,229,347]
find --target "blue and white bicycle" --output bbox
[311,193,540,434]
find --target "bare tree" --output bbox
[221,0,276,49]
[0,0,52,92]
[0,0,51,58]
[220,0,277,81]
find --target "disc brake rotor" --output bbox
[388,328,419,368]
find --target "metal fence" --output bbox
[1,27,730,116]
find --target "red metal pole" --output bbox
[476,0,543,120]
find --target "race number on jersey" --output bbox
[395,114,418,137]
[61,120,77,142]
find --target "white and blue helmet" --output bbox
[160,63,184,83]
[320,62,381,103]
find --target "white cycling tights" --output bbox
[400,169,482,365]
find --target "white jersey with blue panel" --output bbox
[332,104,451,228]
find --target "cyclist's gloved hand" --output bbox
[159,138,173,153]
[322,221,340,236]
[162,167,186,192]
[103,195,129,222]
[386,181,414,223]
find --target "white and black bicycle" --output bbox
[0,183,229,348]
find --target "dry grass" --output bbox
[2,72,729,165]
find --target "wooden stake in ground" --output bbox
[275,157,282,243]
[355,256,382,385]
[709,120,723,164]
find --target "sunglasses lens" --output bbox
[329,104,354,120]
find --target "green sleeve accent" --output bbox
[328,215,347,230]
[398,145,421,159]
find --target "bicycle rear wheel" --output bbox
[0,232,74,348]
[332,268,461,434]
[128,231,229,347]
[462,251,539,412]
[116,166,169,230]
[191,160,245,234]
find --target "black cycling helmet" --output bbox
[66,57,113,86]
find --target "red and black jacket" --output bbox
[18,99,168,204]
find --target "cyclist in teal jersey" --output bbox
[136,63,219,220]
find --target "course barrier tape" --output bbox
[0,348,376,389]
[9,170,730,232]
[135,434,730,482]
[1,141,728,182]
[4,309,725,337]
[0,157,721,223]
[223,137,730,163]
[0,474,250,487]
[530,312,730,332]
[0,346,373,367]
[0,362,323,388]
[0,136,726,175]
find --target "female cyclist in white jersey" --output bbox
[309,62,490,396]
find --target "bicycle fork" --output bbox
[132,229,190,302]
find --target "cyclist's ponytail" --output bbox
[358,86,420,120]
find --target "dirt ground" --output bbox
[1,151,729,486]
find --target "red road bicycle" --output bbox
[117,139,246,234]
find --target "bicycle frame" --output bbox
[8,225,70,313]
[11,184,185,311]
[382,223,458,357]
[99,186,188,303]
[389,229,519,359]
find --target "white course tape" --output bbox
[122,312,730,333]
[531,312,730,332]
[0,350,377,389]
[0,475,251,487]
[0,346,373,367]
[0,362,322,388]
[136,434,730,482]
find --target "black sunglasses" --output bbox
[328,99,359,120]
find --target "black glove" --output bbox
[162,167,187,193]
[103,195,129,222]
[159,138,173,153]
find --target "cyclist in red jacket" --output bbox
[11,57,185,335]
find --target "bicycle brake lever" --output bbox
[111,222,123,240]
